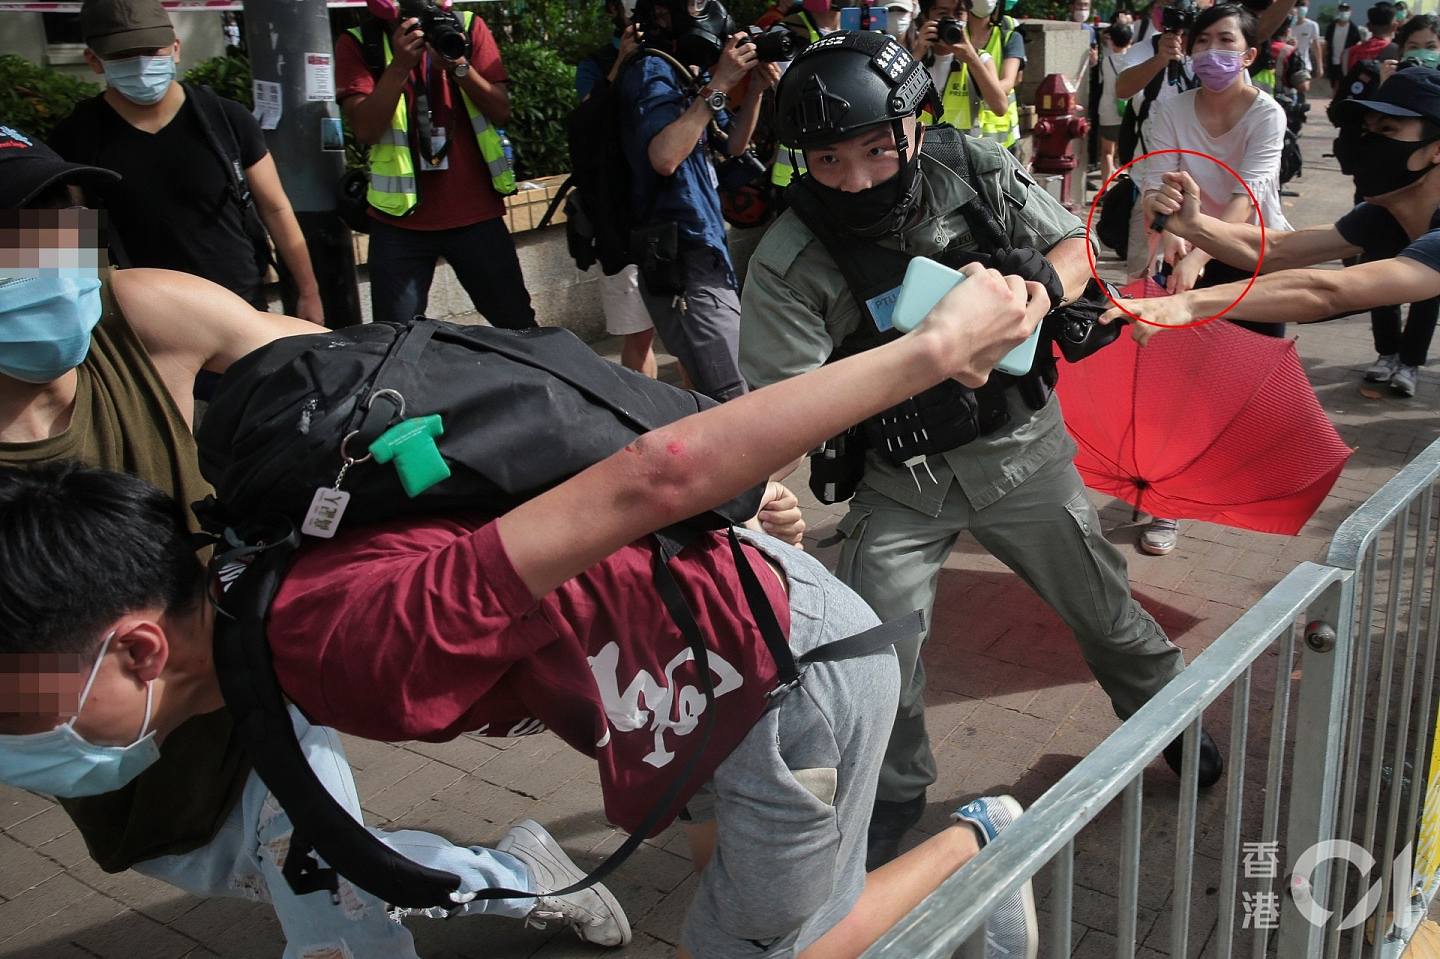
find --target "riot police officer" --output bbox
[739,31,1222,868]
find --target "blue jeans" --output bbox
[368,217,536,329]
[133,707,532,959]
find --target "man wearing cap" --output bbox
[1116,66,1440,369]
[1326,2,1367,84]
[0,127,632,957]
[47,0,325,329]
[741,32,1220,871]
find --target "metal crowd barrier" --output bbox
[862,438,1440,959]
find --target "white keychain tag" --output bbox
[301,487,351,538]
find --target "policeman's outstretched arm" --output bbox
[498,265,1050,599]
[1100,255,1440,343]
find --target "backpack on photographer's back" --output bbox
[540,48,692,275]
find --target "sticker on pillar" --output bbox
[305,52,335,101]
[321,117,344,152]
[253,80,282,130]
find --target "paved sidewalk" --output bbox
[3,103,1439,959]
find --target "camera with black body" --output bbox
[400,0,471,61]
[1160,0,1198,33]
[936,17,966,43]
[742,27,799,61]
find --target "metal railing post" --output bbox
[1276,576,1356,959]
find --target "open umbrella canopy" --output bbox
[1054,318,1351,535]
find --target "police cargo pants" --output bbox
[834,446,1187,805]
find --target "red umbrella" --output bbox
[1054,315,1351,535]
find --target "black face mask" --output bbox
[805,138,924,238]
[1354,131,1440,198]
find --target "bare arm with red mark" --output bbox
[496,266,1050,599]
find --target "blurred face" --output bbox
[805,118,922,193]
[83,41,180,75]
[1191,14,1254,59]
[0,641,153,746]
[0,206,98,273]
[1072,0,1091,20]
[926,0,960,19]
[1402,27,1440,52]
[1115,9,1134,23]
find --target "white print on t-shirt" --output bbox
[588,641,743,769]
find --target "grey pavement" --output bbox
[3,99,1440,959]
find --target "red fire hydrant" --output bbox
[1031,73,1090,210]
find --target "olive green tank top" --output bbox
[0,278,251,872]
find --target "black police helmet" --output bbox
[775,31,941,149]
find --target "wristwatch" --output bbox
[698,85,729,112]
[452,60,470,79]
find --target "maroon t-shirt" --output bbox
[335,15,509,230]
[267,517,790,833]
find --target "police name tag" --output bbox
[866,285,904,332]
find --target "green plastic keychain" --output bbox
[369,414,452,497]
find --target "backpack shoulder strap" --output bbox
[184,82,274,267]
[920,126,1009,252]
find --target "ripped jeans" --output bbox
[133,707,533,959]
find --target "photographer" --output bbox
[336,0,536,329]
[620,0,779,402]
[912,0,1025,151]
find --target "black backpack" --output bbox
[194,319,921,911]
[539,48,695,274]
[1097,173,1135,258]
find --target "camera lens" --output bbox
[937,18,965,43]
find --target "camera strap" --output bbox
[414,56,453,166]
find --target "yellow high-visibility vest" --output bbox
[772,11,823,187]
[349,12,516,218]
[926,16,1020,148]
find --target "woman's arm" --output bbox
[497,267,1048,599]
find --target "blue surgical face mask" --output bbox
[0,268,103,383]
[102,52,177,106]
[0,633,160,799]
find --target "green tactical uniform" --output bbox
[741,139,1186,804]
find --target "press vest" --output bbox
[932,17,1021,148]
[349,13,516,217]
[771,11,823,187]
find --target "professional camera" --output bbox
[936,17,966,43]
[743,27,799,61]
[1160,0,1198,33]
[400,0,470,61]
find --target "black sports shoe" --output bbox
[1163,727,1224,788]
[866,793,927,870]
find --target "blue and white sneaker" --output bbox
[954,796,1038,959]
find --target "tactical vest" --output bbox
[771,11,823,188]
[931,17,1021,149]
[348,12,516,218]
[785,126,1054,470]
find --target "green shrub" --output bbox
[500,39,576,178]
[0,54,100,142]
[183,53,254,107]
[480,0,612,65]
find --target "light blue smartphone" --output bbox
[890,256,1043,376]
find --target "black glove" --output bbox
[992,248,1066,312]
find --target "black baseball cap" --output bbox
[1341,67,1440,125]
[0,125,119,209]
[81,0,176,57]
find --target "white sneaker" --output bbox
[1140,517,1179,556]
[1391,364,1419,397]
[954,796,1038,959]
[1365,353,1401,383]
[496,819,632,947]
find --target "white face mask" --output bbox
[1337,10,1351,21]
[970,0,995,16]
[885,11,913,35]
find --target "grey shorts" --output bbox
[680,530,900,958]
